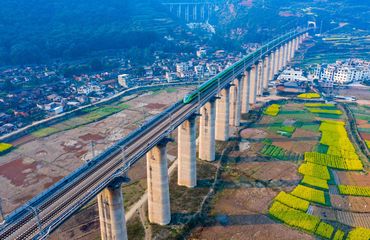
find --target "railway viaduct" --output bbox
[0,29,309,240]
[160,0,218,22]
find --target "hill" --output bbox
[0,0,180,65]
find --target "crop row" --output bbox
[291,185,326,205]
[347,227,370,240]
[338,185,370,197]
[319,120,360,161]
[298,162,331,180]
[302,175,329,190]
[307,108,343,115]
[315,221,334,239]
[297,93,321,99]
[304,152,363,171]
[269,201,320,233]
[260,144,295,160]
[304,103,335,108]
[274,191,310,211]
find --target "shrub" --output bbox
[291,185,326,205]
[347,227,370,240]
[274,191,310,212]
[268,201,320,233]
[302,175,329,190]
[338,185,370,197]
[298,162,330,180]
[0,143,13,153]
[315,221,334,239]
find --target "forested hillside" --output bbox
[0,0,178,65]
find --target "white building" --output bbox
[277,68,309,82]
[313,59,370,84]
[194,65,204,78]
[176,62,190,78]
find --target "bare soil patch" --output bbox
[78,133,105,141]
[234,161,301,182]
[190,187,314,240]
[331,194,370,213]
[0,158,37,186]
[337,171,370,187]
[145,103,167,110]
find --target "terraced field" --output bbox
[267,105,370,239]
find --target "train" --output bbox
[183,29,306,104]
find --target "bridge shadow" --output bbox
[229,136,320,142]
[194,178,300,190]
[251,121,320,128]
[170,212,276,226]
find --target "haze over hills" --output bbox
[0,0,180,65]
[1,0,369,65]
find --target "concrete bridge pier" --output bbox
[147,141,171,225]
[263,55,270,90]
[287,41,292,63]
[230,77,243,127]
[199,99,216,161]
[98,182,128,240]
[295,37,299,51]
[269,51,275,82]
[274,49,279,76]
[241,70,251,114]
[290,39,296,59]
[249,65,257,106]
[256,60,264,96]
[279,45,284,70]
[178,116,197,188]
[283,43,289,66]
[216,87,230,141]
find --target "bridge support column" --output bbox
[256,60,263,96]
[147,141,171,225]
[283,43,289,66]
[274,49,279,75]
[287,41,292,63]
[178,117,197,188]
[216,88,230,141]
[249,65,257,106]
[295,36,300,50]
[263,55,270,90]
[279,45,284,70]
[199,99,216,161]
[290,39,296,59]
[269,51,275,82]
[230,78,242,127]
[98,184,128,240]
[241,71,250,114]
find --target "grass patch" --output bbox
[32,127,59,138]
